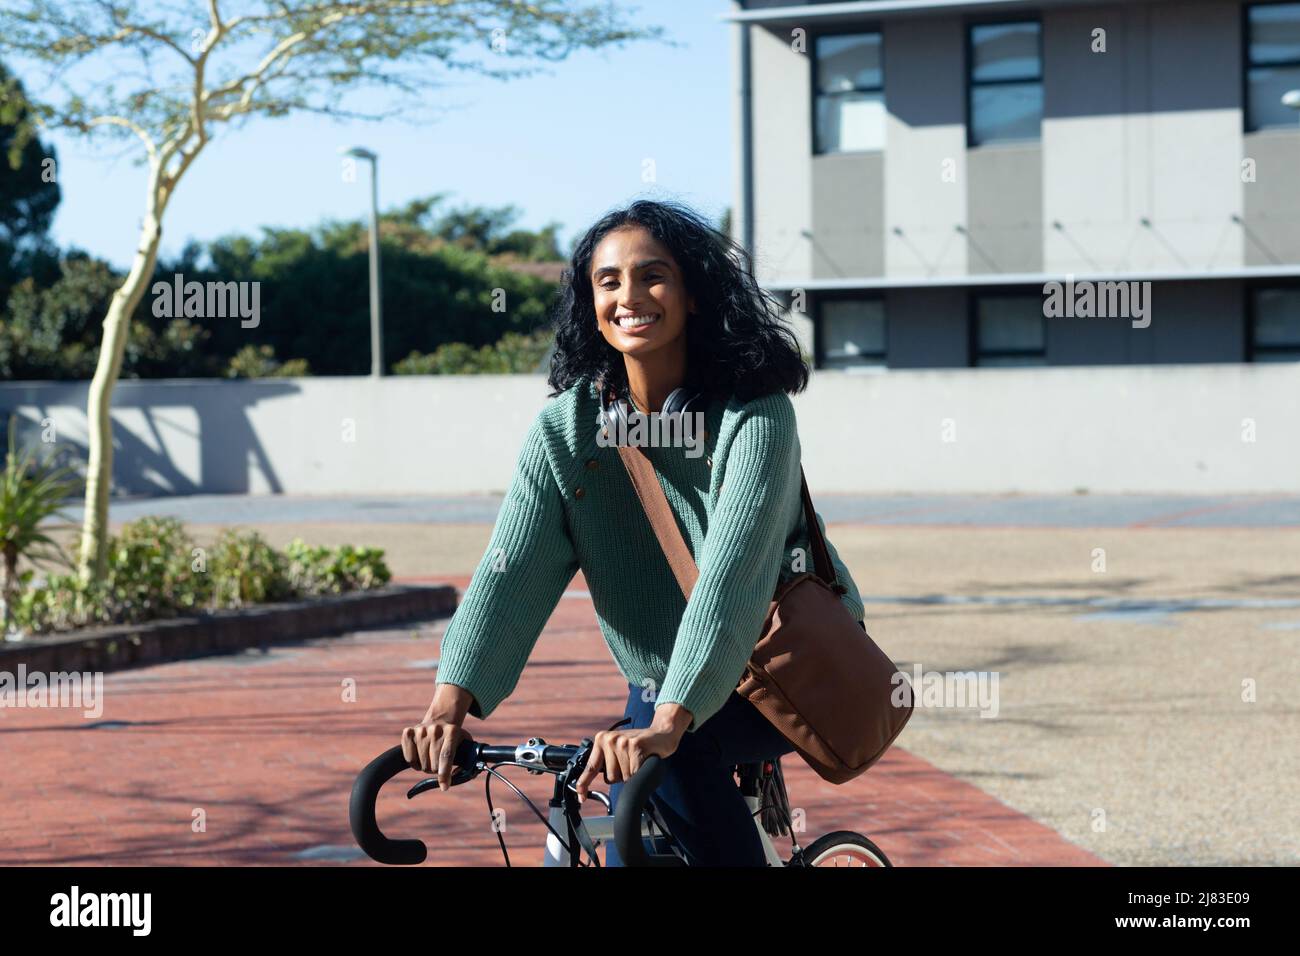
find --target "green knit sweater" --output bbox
[435,374,866,732]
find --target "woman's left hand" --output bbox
[574,720,687,803]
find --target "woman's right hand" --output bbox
[400,684,477,791]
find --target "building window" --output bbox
[1246,3,1300,131]
[819,298,886,368]
[968,21,1043,146]
[974,294,1046,365]
[1250,287,1300,360]
[813,32,885,153]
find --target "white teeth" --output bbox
[616,313,659,328]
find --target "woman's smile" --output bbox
[613,311,662,334]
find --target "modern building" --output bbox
[726,0,1300,368]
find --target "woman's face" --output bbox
[590,225,696,363]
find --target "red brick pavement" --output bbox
[0,574,1107,867]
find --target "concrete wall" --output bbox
[1243,130,1300,266]
[750,23,813,287]
[1040,2,1245,275]
[794,362,1297,493]
[967,144,1042,274]
[0,376,547,498]
[3,366,1295,496]
[812,152,885,278]
[883,16,969,279]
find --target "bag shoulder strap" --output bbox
[615,443,839,601]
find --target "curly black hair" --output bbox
[545,199,809,403]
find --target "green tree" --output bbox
[0,59,60,305]
[0,0,666,585]
[1,252,212,380]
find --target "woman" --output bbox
[400,199,865,866]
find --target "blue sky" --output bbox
[36,0,737,270]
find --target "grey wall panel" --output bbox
[966,144,1043,274]
[750,23,813,286]
[883,17,968,278]
[1242,131,1300,267]
[811,152,886,278]
[1042,2,1244,275]
[884,287,970,367]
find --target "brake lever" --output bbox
[406,764,479,798]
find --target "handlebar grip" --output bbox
[612,754,687,867]
[350,746,427,864]
[349,739,478,865]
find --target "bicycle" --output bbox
[350,720,893,867]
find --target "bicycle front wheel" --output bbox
[794,831,892,867]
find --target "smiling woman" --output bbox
[400,199,866,867]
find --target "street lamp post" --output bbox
[344,146,384,377]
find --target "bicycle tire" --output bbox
[792,830,892,867]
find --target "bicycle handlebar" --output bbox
[352,739,686,866]
[350,737,586,864]
[349,741,475,864]
[613,755,687,867]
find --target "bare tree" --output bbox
[0,0,665,583]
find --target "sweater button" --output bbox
[585,458,599,471]
[706,455,712,468]
[575,486,586,499]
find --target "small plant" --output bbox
[0,415,82,638]
[208,528,294,608]
[285,538,391,595]
[100,516,212,623]
[225,344,311,378]
[11,571,105,634]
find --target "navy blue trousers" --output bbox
[603,681,796,867]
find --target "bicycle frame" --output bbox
[542,767,787,867]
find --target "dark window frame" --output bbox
[965,16,1044,148]
[1246,280,1300,360]
[969,287,1049,367]
[809,24,886,156]
[1243,1,1300,133]
[814,292,889,369]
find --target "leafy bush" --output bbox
[0,414,81,634]
[99,515,211,622]
[285,538,391,595]
[10,517,389,635]
[11,570,102,633]
[207,528,294,608]
[393,328,552,375]
[225,343,311,378]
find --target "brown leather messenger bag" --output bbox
[616,443,914,785]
